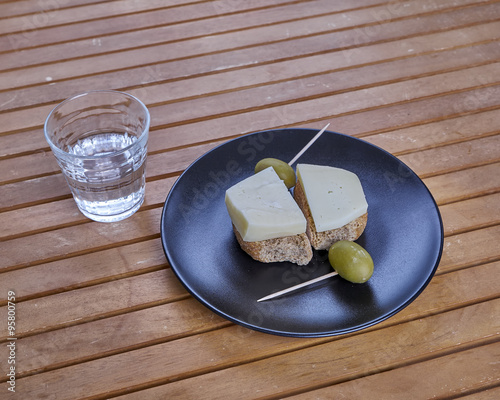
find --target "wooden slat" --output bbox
[2,63,499,183]
[2,20,499,118]
[2,39,499,161]
[0,142,214,211]
[459,386,500,400]
[0,0,230,35]
[0,0,317,51]
[400,136,500,178]
[0,207,162,270]
[424,162,500,205]
[6,77,496,181]
[285,342,500,399]
[0,0,381,70]
[0,298,231,377]
[114,303,498,399]
[2,2,499,93]
[7,300,497,399]
[438,225,500,273]
[0,0,107,19]
[0,0,488,71]
[0,177,176,240]
[439,192,500,235]
[0,0,465,52]
[0,238,168,301]
[0,260,497,379]
[364,108,500,155]
[0,268,189,339]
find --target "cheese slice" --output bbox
[225,167,306,242]
[296,164,368,232]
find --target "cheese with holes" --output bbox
[296,164,368,232]
[225,167,306,242]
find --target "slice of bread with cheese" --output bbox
[294,164,368,250]
[225,167,313,265]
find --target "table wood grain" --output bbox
[0,1,499,399]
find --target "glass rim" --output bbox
[44,90,150,159]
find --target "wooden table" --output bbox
[1,1,499,398]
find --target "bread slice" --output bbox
[294,179,367,250]
[225,167,312,265]
[232,224,313,265]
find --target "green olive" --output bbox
[255,158,296,189]
[328,241,374,283]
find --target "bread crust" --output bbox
[294,179,367,250]
[232,225,313,265]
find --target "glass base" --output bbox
[77,196,144,223]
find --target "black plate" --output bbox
[160,129,443,337]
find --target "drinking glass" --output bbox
[44,90,150,222]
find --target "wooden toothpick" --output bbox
[288,123,330,166]
[257,271,338,302]
[258,122,334,302]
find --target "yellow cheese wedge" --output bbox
[225,167,307,242]
[296,164,368,232]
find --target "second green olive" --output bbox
[328,241,374,283]
[255,158,296,188]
